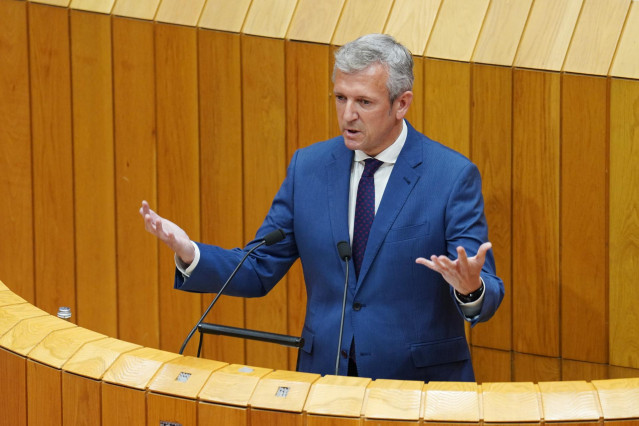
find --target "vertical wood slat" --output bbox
[512,69,561,358]
[70,10,117,337]
[155,23,202,355]
[197,29,246,364]
[561,74,608,364]
[472,346,512,383]
[513,352,561,383]
[101,383,147,426]
[147,393,197,426]
[112,16,159,349]
[62,372,102,425]
[27,360,62,426]
[470,64,513,352]
[0,348,27,426]
[423,59,471,157]
[241,35,289,370]
[0,0,34,303]
[284,40,332,370]
[609,79,639,369]
[28,2,76,318]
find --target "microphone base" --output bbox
[197,323,304,348]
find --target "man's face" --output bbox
[333,63,412,157]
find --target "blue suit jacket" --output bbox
[176,122,504,381]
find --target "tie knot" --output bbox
[362,158,383,177]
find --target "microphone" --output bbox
[178,228,286,355]
[335,241,351,375]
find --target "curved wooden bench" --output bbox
[2,280,638,426]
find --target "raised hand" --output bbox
[139,200,196,264]
[415,242,492,296]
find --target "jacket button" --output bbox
[353,302,362,311]
[341,350,348,358]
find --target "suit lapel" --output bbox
[356,125,423,289]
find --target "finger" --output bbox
[475,242,492,262]
[432,254,455,270]
[415,257,435,268]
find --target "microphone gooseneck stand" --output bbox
[335,241,352,375]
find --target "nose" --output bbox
[343,100,358,121]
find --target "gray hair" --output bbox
[333,33,414,103]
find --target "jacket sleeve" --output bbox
[173,151,301,297]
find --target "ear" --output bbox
[394,91,413,120]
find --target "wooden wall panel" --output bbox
[562,0,629,76]
[424,0,490,61]
[155,0,205,27]
[513,353,561,383]
[423,59,471,157]
[562,359,609,382]
[0,0,34,303]
[27,360,62,426]
[609,1,639,80]
[70,0,115,14]
[147,393,197,426]
[470,64,512,351]
[199,402,248,425]
[472,0,533,66]
[287,0,345,44]
[405,57,424,133]
[197,30,246,364]
[512,69,560,358]
[101,383,147,425]
[70,10,117,337]
[62,372,101,425]
[514,0,583,71]
[331,0,394,46]
[561,74,608,364]
[28,3,76,318]
[112,16,159,348]
[242,0,298,39]
[384,0,441,56]
[472,347,512,383]
[199,0,252,33]
[0,348,27,426]
[241,35,289,370]
[285,40,332,369]
[112,0,160,20]
[609,78,639,369]
[155,23,202,355]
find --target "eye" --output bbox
[335,94,346,102]
[359,99,372,106]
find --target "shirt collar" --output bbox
[354,120,407,164]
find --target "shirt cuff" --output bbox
[175,241,200,278]
[455,278,485,320]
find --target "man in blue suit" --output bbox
[141,34,504,382]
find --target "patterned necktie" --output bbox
[352,158,383,278]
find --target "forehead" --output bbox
[333,64,389,98]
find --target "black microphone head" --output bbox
[263,229,286,246]
[337,241,351,260]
